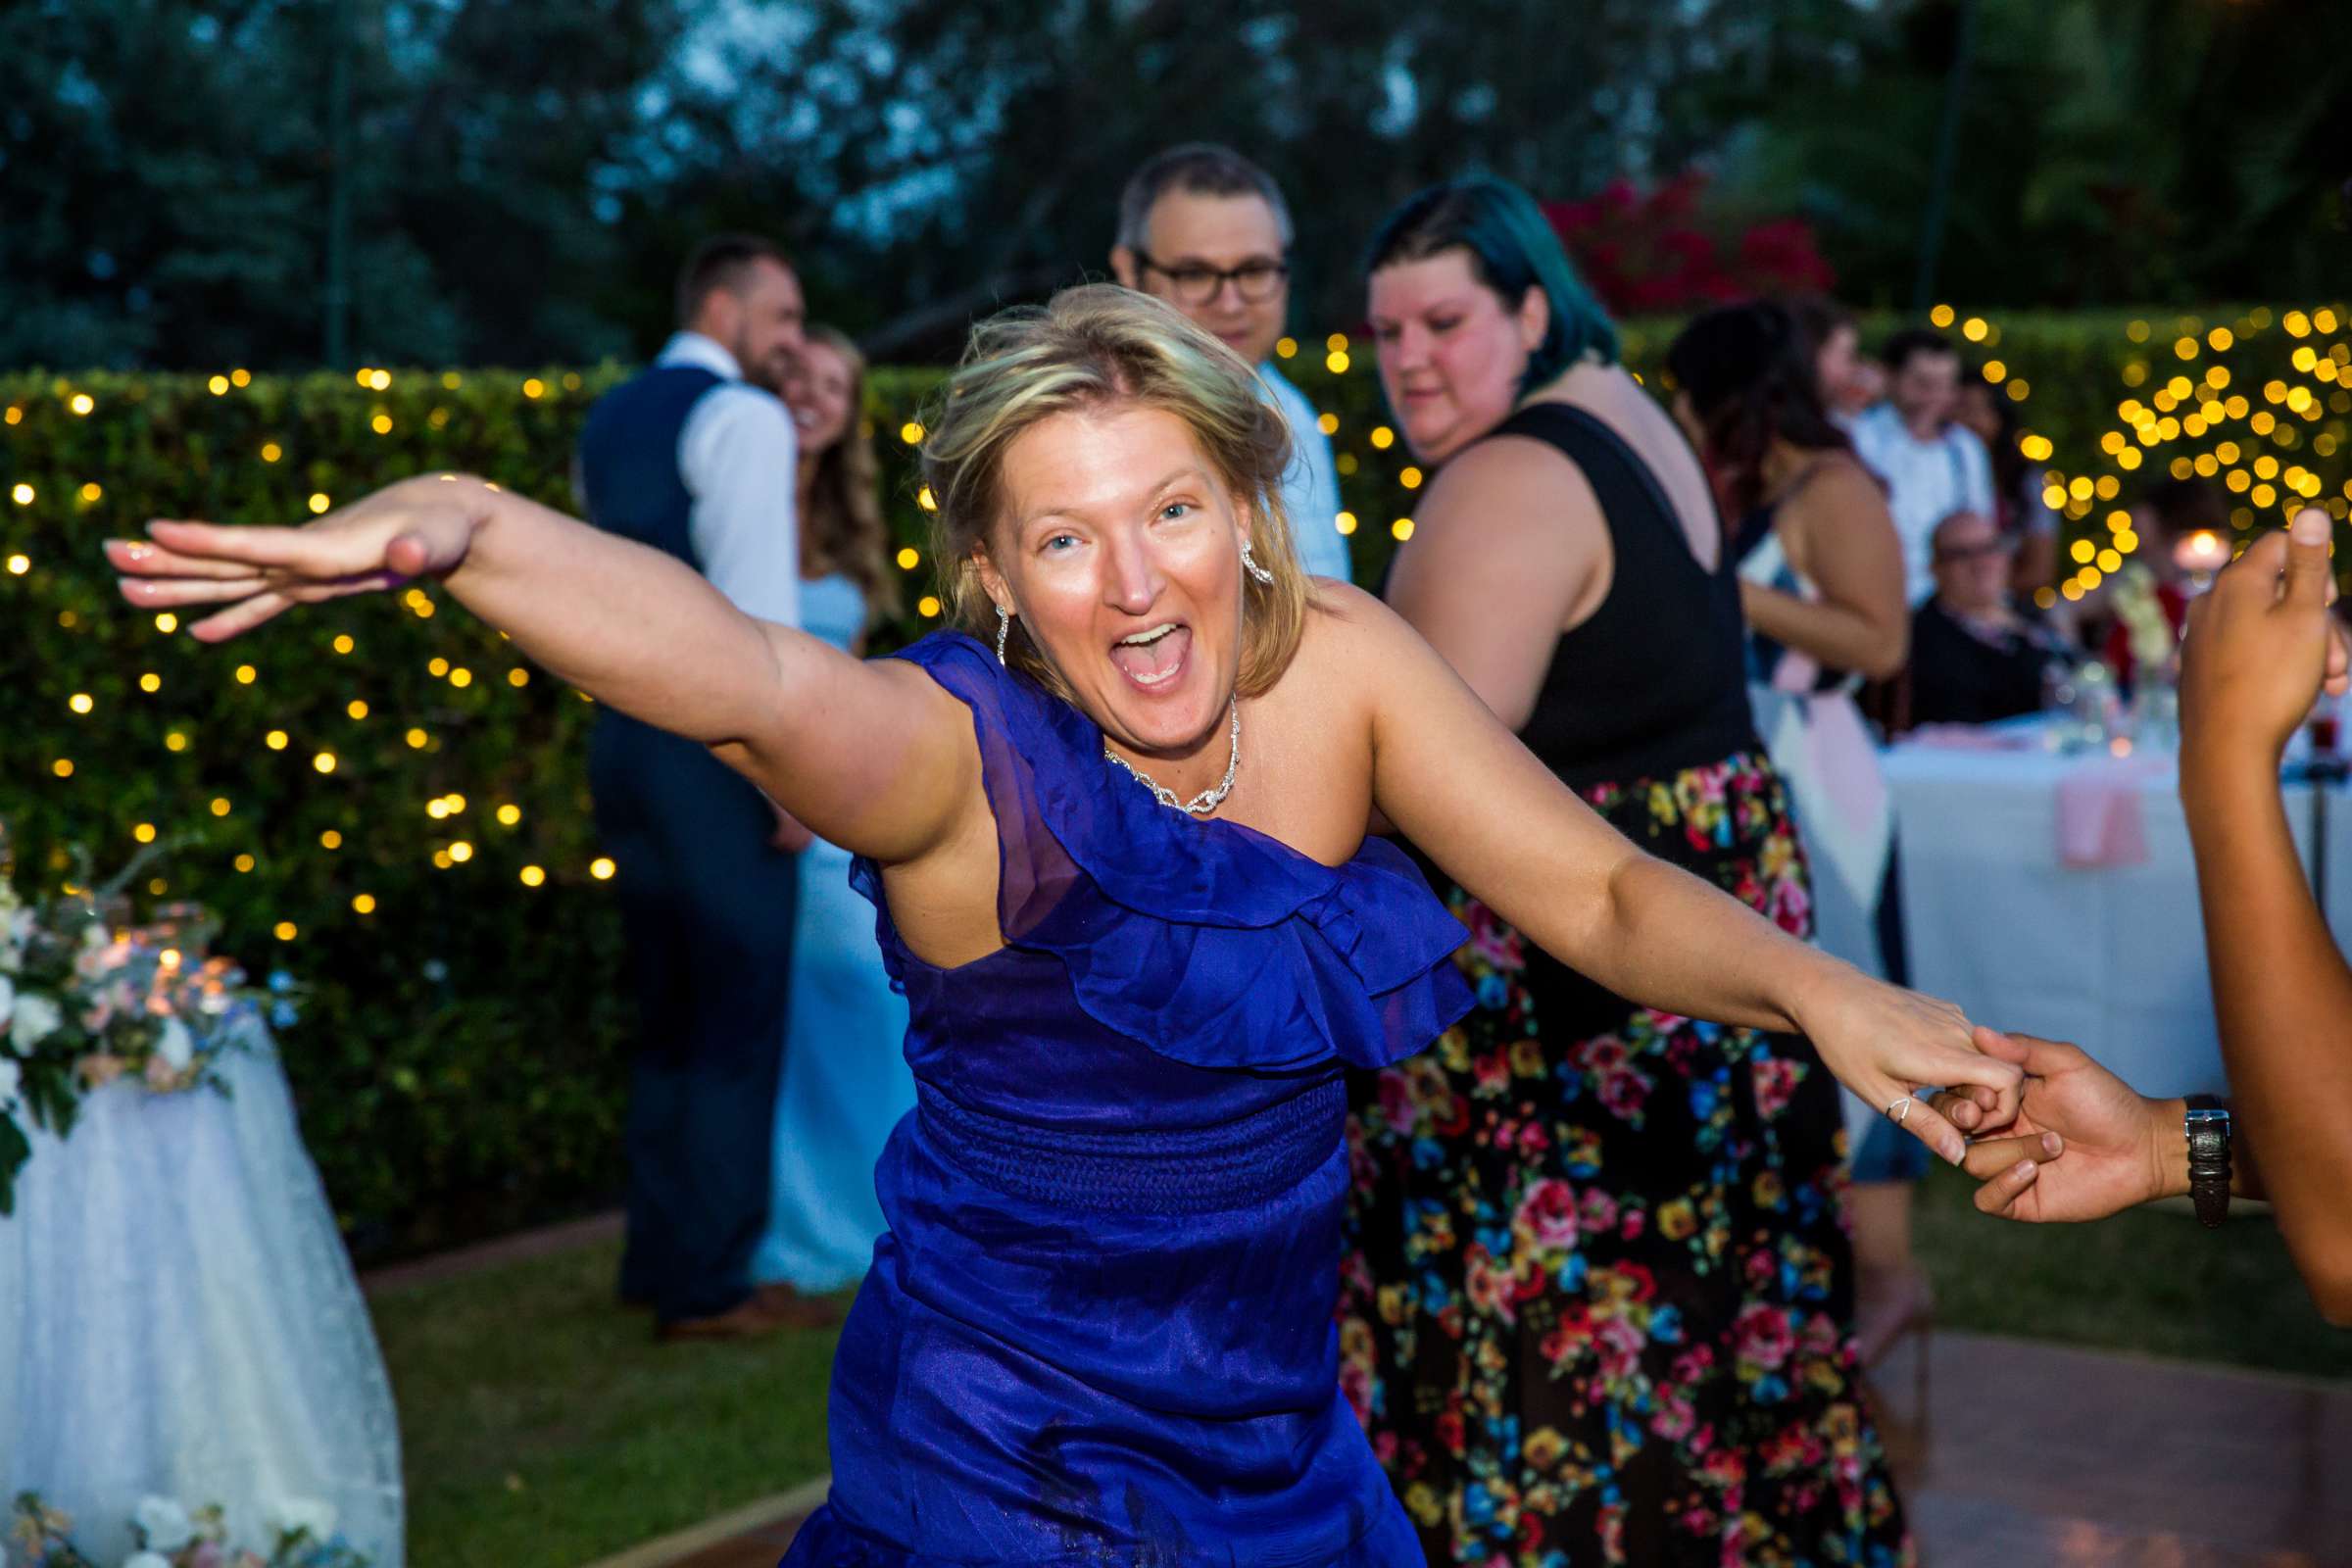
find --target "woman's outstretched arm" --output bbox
[1334,585,2017,1163]
[109,474,975,864]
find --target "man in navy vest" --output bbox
[576,235,830,1339]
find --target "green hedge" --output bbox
[2,301,2344,1253]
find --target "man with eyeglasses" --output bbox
[1109,143,1353,582]
[1903,509,2072,727]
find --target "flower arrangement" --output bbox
[9,1492,368,1568]
[2108,562,2181,678]
[0,835,289,1214]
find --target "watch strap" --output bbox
[2183,1094,2231,1229]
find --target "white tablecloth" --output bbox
[1885,726,2325,1099]
[0,1017,405,1565]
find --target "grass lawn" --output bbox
[1914,1161,2352,1378]
[375,1171,2346,1568]
[371,1239,843,1568]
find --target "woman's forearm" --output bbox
[1569,852,1850,1035]
[1740,580,1907,680]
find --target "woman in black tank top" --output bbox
[1339,178,1916,1567]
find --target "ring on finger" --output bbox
[1885,1095,1913,1125]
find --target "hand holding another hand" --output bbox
[1794,973,2022,1166]
[1932,1028,2180,1222]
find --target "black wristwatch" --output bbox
[2183,1095,2232,1229]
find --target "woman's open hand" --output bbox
[1791,971,2021,1165]
[108,474,491,642]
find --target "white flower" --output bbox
[123,1553,172,1568]
[81,921,106,950]
[265,1498,337,1544]
[0,1057,20,1113]
[10,993,62,1050]
[156,1016,195,1071]
[0,973,13,1019]
[132,1495,195,1552]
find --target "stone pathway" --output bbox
[612,1329,2352,1567]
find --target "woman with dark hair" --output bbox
[751,324,914,1296]
[1785,291,1882,426]
[1342,183,1916,1564]
[1670,301,1930,1368]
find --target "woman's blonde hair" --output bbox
[797,324,900,618]
[918,283,1310,697]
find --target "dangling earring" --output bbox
[996,604,1012,664]
[1240,537,1276,587]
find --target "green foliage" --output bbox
[2,0,684,370]
[3,302,2342,1249]
[1729,0,2352,310]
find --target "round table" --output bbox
[0,1016,405,1565]
[1884,718,2342,1099]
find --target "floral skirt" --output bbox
[1340,750,1912,1567]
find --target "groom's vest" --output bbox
[575,364,725,567]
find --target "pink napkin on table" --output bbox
[1905,723,2037,753]
[2056,757,2170,868]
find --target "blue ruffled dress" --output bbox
[780,632,1472,1566]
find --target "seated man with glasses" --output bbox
[1904,509,2073,727]
[1109,142,1352,581]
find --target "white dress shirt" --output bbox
[656,331,802,627]
[1259,364,1353,583]
[1850,402,1994,606]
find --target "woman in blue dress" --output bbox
[113,284,2024,1566]
[754,325,917,1296]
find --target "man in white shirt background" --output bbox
[1850,327,1995,604]
[575,235,832,1340]
[1109,143,1353,583]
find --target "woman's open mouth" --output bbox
[1109,621,1191,692]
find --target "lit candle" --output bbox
[2175,529,2229,575]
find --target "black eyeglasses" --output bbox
[1934,538,2018,564]
[1132,251,1290,306]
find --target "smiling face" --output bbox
[973,402,1248,760]
[783,337,856,458]
[1890,346,1962,434]
[695,256,807,391]
[1368,248,1546,464]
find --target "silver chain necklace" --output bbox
[1102,698,1241,816]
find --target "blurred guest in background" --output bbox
[1669,300,1928,1368]
[1907,510,2072,728]
[2093,476,2223,686]
[1955,370,2060,596]
[1786,292,1883,428]
[1853,328,1995,603]
[751,325,916,1298]
[1110,143,1352,581]
[576,234,825,1340]
[1344,178,1912,1564]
